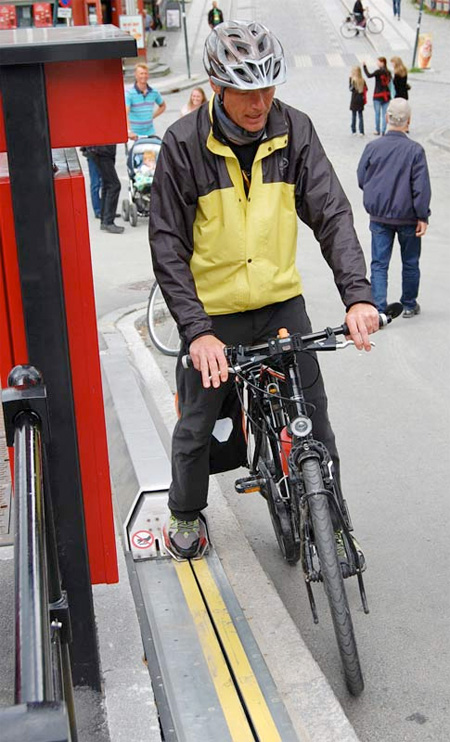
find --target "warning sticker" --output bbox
[131,530,155,549]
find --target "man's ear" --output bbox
[210,80,221,95]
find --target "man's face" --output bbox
[212,83,275,132]
[135,67,149,86]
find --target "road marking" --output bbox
[326,53,346,67]
[294,55,313,68]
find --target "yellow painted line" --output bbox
[174,561,254,742]
[192,560,282,742]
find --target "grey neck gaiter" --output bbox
[213,94,265,146]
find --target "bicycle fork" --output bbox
[291,445,369,621]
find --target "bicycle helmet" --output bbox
[203,20,287,90]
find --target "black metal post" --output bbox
[0,64,101,689]
[411,0,425,69]
[180,0,191,79]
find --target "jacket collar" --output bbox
[134,82,152,95]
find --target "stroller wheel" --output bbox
[129,203,138,227]
[121,199,130,222]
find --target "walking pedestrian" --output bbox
[208,0,223,28]
[393,0,401,20]
[81,146,102,218]
[86,145,124,234]
[357,99,431,317]
[125,63,166,140]
[390,56,410,99]
[349,66,367,136]
[150,20,378,561]
[363,57,392,136]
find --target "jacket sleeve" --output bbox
[357,146,370,189]
[363,64,375,79]
[149,129,214,345]
[411,147,432,222]
[294,116,373,308]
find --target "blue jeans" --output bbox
[373,99,389,135]
[393,0,401,16]
[370,221,421,312]
[351,110,364,134]
[87,156,102,217]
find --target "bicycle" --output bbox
[146,280,180,357]
[182,302,401,695]
[340,10,384,38]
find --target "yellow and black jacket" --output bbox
[149,97,372,344]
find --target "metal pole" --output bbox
[411,0,425,69]
[14,412,53,704]
[180,0,191,79]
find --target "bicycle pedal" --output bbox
[234,476,265,494]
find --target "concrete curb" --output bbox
[100,304,360,742]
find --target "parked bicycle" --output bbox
[340,10,384,38]
[146,280,180,357]
[183,303,401,695]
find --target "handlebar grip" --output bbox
[181,354,193,369]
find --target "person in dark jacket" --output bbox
[357,99,431,317]
[363,57,392,136]
[149,20,379,561]
[353,0,365,27]
[208,1,223,28]
[87,145,124,233]
[390,56,409,99]
[349,65,367,135]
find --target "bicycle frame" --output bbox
[233,342,368,616]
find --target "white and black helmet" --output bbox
[203,20,287,90]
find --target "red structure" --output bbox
[0,25,136,686]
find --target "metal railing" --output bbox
[1,365,77,742]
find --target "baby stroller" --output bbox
[121,136,161,227]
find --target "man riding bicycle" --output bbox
[149,20,379,561]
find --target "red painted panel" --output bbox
[55,164,118,584]
[0,58,127,153]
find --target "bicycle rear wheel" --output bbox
[146,281,180,357]
[367,16,384,33]
[303,458,364,696]
[340,20,358,38]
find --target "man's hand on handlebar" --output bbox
[345,303,379,351]
[189,334,228,389]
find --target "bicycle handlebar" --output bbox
[181,303,402,370]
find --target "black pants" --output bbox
[170,296,341,519]
[89,148,120,226]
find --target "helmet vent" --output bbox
[204,20,286,90]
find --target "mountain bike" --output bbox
[183,303,401,695]
[340,11,384,38]
[146,280,180,357]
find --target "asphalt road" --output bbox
[90,0,450,739]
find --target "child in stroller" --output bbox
[122,136,161,227]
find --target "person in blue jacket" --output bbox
[357,99,431,318]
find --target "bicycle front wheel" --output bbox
[303,458,364,696]
[340,20,357,38]
[146,282,180,357]
[367,16,384,33]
